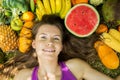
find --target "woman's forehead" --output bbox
[37,24,62,35]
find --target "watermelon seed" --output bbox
[74,23,76,26]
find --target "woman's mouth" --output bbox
[43,49,55,52]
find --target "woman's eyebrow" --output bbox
[38,33,47,35]
[38,33,61,37]
[54,35,61,37]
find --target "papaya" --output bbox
[94,41,119,69]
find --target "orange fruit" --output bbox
[95,24,108,34]
[23,21,34,29]
[71,0,88,6]
[22,11,35,22]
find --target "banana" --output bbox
[43,0,52,14]
[55,0,62,14]
[30,0,35,12]
[36,8,42,20]
[101,32,120,53]
[60,0,71,19]
[36,0,46,16]
[59,0,65,16]
[50,0,55,14]
[109,28,120,42]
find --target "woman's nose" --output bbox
[48,42,53,46]
[47,39,53,46]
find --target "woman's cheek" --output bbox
[56,44,63,53]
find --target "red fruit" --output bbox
[65,4,100,37]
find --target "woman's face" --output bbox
[32,24,63,60]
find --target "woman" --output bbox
[13,15,118,80]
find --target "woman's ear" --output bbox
[32,40,36,49]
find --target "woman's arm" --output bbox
[13,69,32,80]
[83,66,113,80]
[115,75,120,80]
[66,58,114,80]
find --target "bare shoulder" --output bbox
[13,68,33,80]
[65,58,91,79]
[65,58,114,80]
[65,58,90,68]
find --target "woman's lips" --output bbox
[43,49,55,52]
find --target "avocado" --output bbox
[102,0,120,26]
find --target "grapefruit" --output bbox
[65,4,100,37]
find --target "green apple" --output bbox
[11,17,23,31]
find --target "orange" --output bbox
[71,0,88,6]
[23,21,34,29]
[22,11,35,22]
[95,24,108,34]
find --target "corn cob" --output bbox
[100,32,120,53]
[109,28,120,42]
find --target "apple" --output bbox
[10,17,23,31]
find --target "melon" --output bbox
[65,4,100,37]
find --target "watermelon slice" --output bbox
[65,4,100,37]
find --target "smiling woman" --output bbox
[32,24,63,60]
[2,14,120,80]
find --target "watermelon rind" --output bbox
[65,4,100,37]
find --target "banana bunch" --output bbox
[100,29,120,53]
[35,0,72,20]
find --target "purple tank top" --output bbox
[32,62,77,80]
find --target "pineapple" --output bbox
[0,25,18,52]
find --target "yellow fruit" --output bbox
[18,21,34,53]
[22,11,35,22]
[0,25,18,52]
[60,0,71,19]
[18,37,32,53]
[23,21,34,29]
[109,28,120,42]
[19,27,32,38]
[94,41,119,69]
[101,32,120,53]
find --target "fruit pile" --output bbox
[1,0,120,79]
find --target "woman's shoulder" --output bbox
[64,58,91,79]
[65,58,91,72]
[65,58,90,67]
[13,68,33,80]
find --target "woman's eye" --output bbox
[54,37,61,41]
[40,36,47,40]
